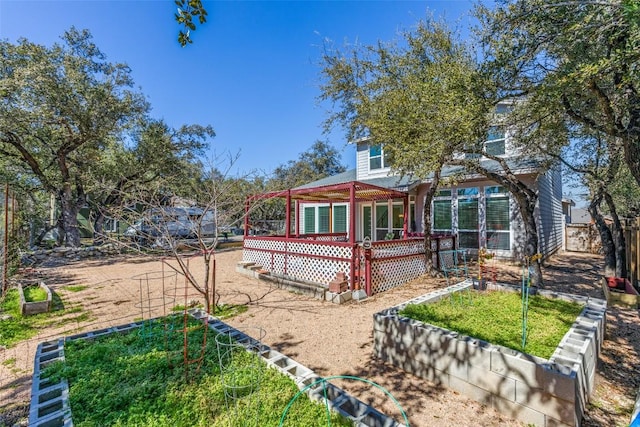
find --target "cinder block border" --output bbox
[29,310,404,427]
[373,280,606,427]
[19,281,52,316]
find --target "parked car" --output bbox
[123,207,215,245]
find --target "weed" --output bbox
[23,286,47,302]
[63,285,88,293]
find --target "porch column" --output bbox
[244,197,250,238]
[285,190,291,238]
[349,183,356,244]
[295,200,300,237]
[403,195,409,239]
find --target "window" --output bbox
[104,217,118,233]
[485,126,505,156]
[486,186,510,250]
[457,187,479,249]
[433,189,452,231]
[369,144,390,170]
[375,203,389,240]
[318,206,330,233]
[304,207,315,234]
[433,200,452,230]
[392,203,404,238]
[333,205,347,233]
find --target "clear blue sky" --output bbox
[0,1,477,176]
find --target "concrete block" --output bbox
[492,394,547,427]
[515,385,576,425]
[449,375,493,405]
[326,290,352,304]
[468,367,517,401]
[490,347,545,385]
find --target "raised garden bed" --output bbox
[601,276,639,309]
[18,282,52,316]
[373,280,606,427]
[30,310,405,427]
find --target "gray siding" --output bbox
[536,165,564,257]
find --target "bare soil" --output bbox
[1,249,638,426]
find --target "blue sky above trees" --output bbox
[0,0,476,175]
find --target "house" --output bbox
[241,114,564,295]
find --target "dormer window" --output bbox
[369,144,390,170]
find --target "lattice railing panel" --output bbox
[372,240,424,258]
[371,255,426,294]
[285,255,351,285]
[243,238,287,252]
[288,242,353,259]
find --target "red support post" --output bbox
[244,197,250,238]
[349,183,356,244]
[403,196,409,239]
[285,190,291,239]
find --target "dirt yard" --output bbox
[1,249,638,426]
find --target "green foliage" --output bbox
[477,0,640,187]
[62,285,88,293]
[399,290,583,359]
[0,289,92,347]
[42,317,350,426]
[22,286,47,302]
[270,140,346,191]
[0,28,149,246]
[175,0,208,46]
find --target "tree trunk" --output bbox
[60,184,81,247]
[93,210,106,246]
[604,192,627,278]
[520,201,544,288]
[422,169,442,275]
[589,195,616,277]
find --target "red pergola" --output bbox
[245,180,409,242]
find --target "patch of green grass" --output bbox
[213,304,248,319]
[2,357,16,367]
[63,285,88,293]
[0,289,91,348]
[42,317,351,426]
[399,290,583,359]
[23,286,48,302]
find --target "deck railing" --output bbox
[242,234,456,295]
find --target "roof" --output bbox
[249,179,408,203]
[248,157,544,203]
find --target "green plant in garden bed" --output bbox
[0,289,91,347]
[62,285,88,293]
[23,285,47,302]
[42,316,352,427]
[399,290,583,359]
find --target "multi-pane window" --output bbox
[303,207,315,234]
[457,187,479,249]
[375,202,389,240]
[485,186,510,250]
[433,190,452,231]
[369,144,390,170]
[318,206,330,233]
[333,205,347,233]
[485,126,505,156]
[303,204,348,234]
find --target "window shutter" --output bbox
[304,207,315,233]
[333,205,347,233]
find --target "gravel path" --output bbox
[1,249,637,426]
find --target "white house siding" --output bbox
[535,165,564,257]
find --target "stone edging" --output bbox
[29,310,404,427]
